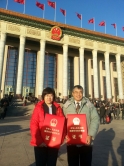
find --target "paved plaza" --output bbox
[0,100,124,166]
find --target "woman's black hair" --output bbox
[42,87,56,101]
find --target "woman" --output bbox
[30,87,65,166]
[116,103,120,120]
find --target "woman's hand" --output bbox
[39,142,47,147]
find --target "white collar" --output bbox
[75,101,82,105]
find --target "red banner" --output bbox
[60,8,66,16]
[67,114,88,144]
[14,0,24,4]
[36,1,44,10]
[41,114,65,148]
[76,13,82,20]
[48,1,56,9]
[99,21,105,26]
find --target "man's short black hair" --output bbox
[72,85,83,92]
[42,87,55,101]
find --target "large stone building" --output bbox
[0,8,124,102]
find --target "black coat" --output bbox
[100,106,106,117]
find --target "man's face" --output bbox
[72,88,83,101]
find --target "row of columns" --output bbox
[92,50,124,101]
[0,32,124,101]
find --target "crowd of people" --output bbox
[55,97,124,124]
[91,100,124,124]
[0,94,12,119]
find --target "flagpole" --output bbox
[80,14,82,28]
[43,4,45,19]
[23,0,25,14]
[6,0,8,10]
[94,17,95,31]
[54,2,56,22]
[116,25,117,36]
[105,22,106,34]
[65,15,66,24]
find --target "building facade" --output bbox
[0,8,124,102]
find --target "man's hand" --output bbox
[86,135,92,145]
[39,142,47,147]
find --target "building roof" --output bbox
[0,8,124,46]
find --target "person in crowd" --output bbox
[2,101,8,119]
[99,103,106,124]
[0,106,5,119]
[120,103,124,120]
[30,87,65,166]
[105,104,111,123]
[116,103,120,120]
[112,104,117,119]
[0,100,9,119]
[63,85,100,166]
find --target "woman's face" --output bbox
[44,93,54,105]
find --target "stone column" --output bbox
[38,40,46,99]
[0,32,6,91]
[63,44,68,99]
[116,54,124,102]
[57,54,63,98]
[16,36,26,98]
[104,52,112,100]
[74,57,79,85]
[79,47,85,95]
[92,49,99,99]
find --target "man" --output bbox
[120,103,124,120]
[63,85,100,166]
[100,103,106,124]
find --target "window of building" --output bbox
[103,76,107,100]
[91,75,94,99]
[23,50,36,89]
[10,88,12,92]
[114,78,118,101]
[68,57,74,91]
[44,53,57,89]
[5,47,18,92]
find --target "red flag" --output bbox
[88,18,94,24]
[48,1,56,9]
[60,8,66,16]
[36,1,44,10]
[111,23,116,28]
[14,0,24,4]
[99,21,105,26]
[76,13,82,20]
[122,27,124,31]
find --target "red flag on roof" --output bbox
[88,18,94,24]
[99,21,105,26]
[48,1,56,9]
[14,0,24,4]
[122,27,124,31]
[60,8,66,16]
[111,23,116,28]
[36,1,44,10]
[76,13,82,20]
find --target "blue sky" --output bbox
[0,0,124,38]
